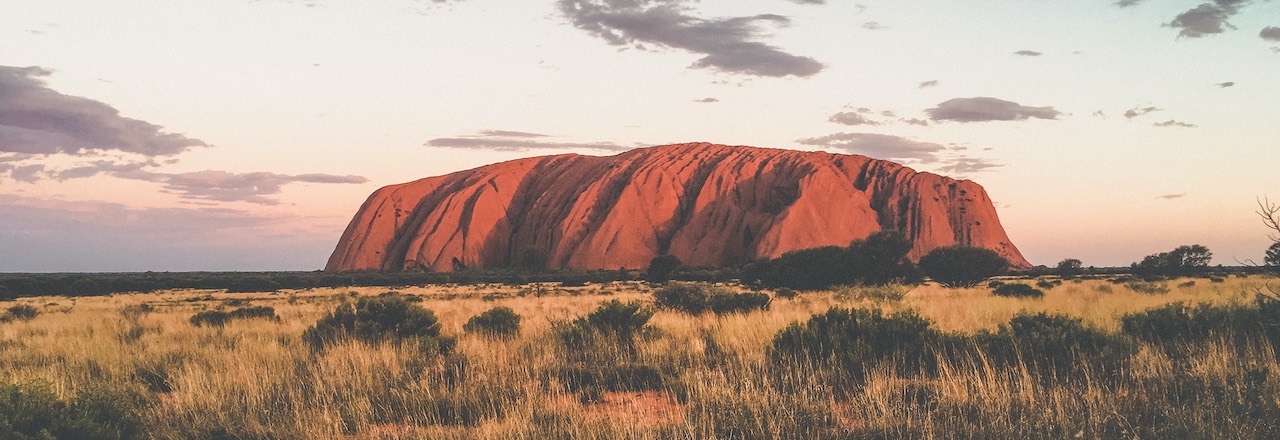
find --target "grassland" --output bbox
[1,275,1278,439]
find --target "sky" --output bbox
[2,0,1278,272]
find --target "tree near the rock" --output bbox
[919,246,1010,288]
[645,255,682,284]
[1132,245,1212,277]
[1055,258,1083,278]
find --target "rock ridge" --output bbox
[326,143,1029,271]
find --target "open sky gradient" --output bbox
[3,0,1278,271]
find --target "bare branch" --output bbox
[1258,197,1280,243]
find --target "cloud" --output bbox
[934,157,1003,174]
[1013,50,1042,56]
[0,65,209,156]
[1168,1,1250,38]
[828,112,881,126]
[119,170,368,205]
[1153,120,1197,128]
[925,97,1061,123]
[49,159,157,180]
[796,133,946,162]
[918,80,939,88]
[0,163,45,183]
[1115,0,1146,7]
[1156,193,1188,199]
[1263,26,1280,41]
[427,130,635,152]
[1216,81,1235,88]
[1124,106,1161,119]
[785,0,825,4]
[557,0,824,78]
[693,97,720,103]
[474,130,550,138]
[900,118,929,126]
[862,22,885,30]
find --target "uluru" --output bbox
[326,142,1029,272]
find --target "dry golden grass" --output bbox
[0,276,1276,438]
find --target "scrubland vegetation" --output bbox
[2,275,1278,439]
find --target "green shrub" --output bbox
[463,306,521,338]
[770,308,946,379]
[190,306,279,327]
[976,313,1134,381]
[1122,298,1280,352]
[302,294,456,355]
[992,283,1044,298]
[653,283,711,314]
[0,380,149,440]
[653,283,771,315]
[1126,281,1170,295]
[918,246,1009,288]
[710,292,771,314]
[774,288,798,300]
[5,304,38,321]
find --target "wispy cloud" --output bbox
[557,0,824,78]
[796,133,946,163]
[1168,0,1251,38]
[1013,50,1042,56]
[1216,81,1235,88]
[1115,0,1146,7]
[693,97,720,103]
[829,111,881,126]
[1153,120,1197,128]
[926,97,1061,123]
[1156,193,1188,199]
[918,80,939,89]
[0,65,208,156]
[934,157,1004,174]
[427,130,636,152]
[1124,106,1161,119]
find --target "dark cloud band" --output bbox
[0,65,208,156]
[557,0,824,78]
[926,97,1061,123]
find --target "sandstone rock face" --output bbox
[326,143,1029,272]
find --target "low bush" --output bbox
[463,306,521,338]
[975,313,1134,381]
[710,292,771,314]
[1126,281,1170,295]
[991,283,1044,298]
[0,380,150,440]
[773,288,798,300]
[770,308,947,379]
[190,306,279,327]
[302,294,455,355]
[653,283,770,315]
[557,300,656,361]
[1122,298,1280,352]
[5,304,38,321]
